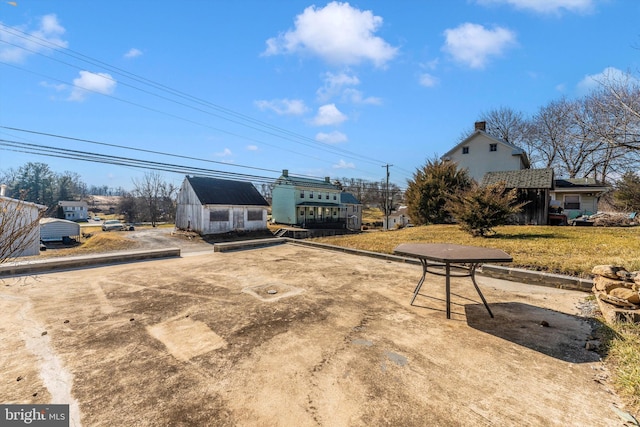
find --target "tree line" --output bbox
[0,163,176,224]
[473,72,640,185]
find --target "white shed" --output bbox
[175,176,270,235]
[1,194,45,258]
[40,218,81,242]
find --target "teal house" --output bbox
[271,170,361,230]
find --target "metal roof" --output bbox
[185,176,269,206]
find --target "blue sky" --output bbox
[1,0,639,191]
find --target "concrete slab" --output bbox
[0,244,628,426]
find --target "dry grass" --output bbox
[38,231,140,258]
[312,224,640,278]
[603,322,640,415]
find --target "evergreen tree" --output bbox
[405,158,471,225]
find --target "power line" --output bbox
[0,24,390,170]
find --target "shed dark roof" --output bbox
[186,176,269,206]
[480,169,554,189]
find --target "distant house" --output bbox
[481,169,554,225]
[175,176,269,235]
[383,206,412,229]
[1,186,46,258]
[58,200,89,221]
[271,170,361,229]
[442,121,530,182]
[550,178,611,219]
[40,218,81,243]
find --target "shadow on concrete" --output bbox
[465,302,600,363]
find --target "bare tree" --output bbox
[479,106,529,146]
[132,172,176,226]
[0,191,45,264]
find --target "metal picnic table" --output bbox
[393,243,513,319]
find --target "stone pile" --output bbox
[591,265,640,309]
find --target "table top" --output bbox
[393,243,512,264]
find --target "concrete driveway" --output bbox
[0,243,627,426]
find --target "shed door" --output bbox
[234,210,244,229]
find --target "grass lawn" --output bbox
[311,224,640,278]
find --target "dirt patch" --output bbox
[0,244,632,426]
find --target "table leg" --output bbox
[470,263,494,318]
[445,263,451,319]
[410,259,428,305]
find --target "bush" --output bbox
[446,182,527,237]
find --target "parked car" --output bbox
[93,216,101,221]
[102,219,125,231]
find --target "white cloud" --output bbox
[442,23,517,69]
[342,88,382,105]
[317,71,360,101]
[124,48,143,59]
[312,104,348,126]
[316,131,348,144]
[476,0,594,14]
[419,73,438,87]
[333,159,355,169]
[246,145,258,151]
[214,148,233,157]
[254,98,308,115]
[577,67,638,94]
[263,1,398,67]
[0,14,68,63]
[68,71,116,102]
[317,71,381,105]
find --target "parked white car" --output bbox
[102,219,125,231]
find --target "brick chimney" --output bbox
[325,177,330,183]
[475,121,486,132]
[0,184,6,197]
[282,169,288,177]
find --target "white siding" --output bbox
[447,133,524,182]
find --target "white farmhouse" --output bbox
[441,121,530,183]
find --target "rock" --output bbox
[539,320,550,327]
[594,276,627,293]
[609,287,640,304]
[600,292,639,308]
[592,265,627,280]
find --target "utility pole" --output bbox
[382,164,392,230]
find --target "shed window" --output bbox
[490,143,497,152]
[462,147,469,154]
[563,195,580,210]
[210,210,229,222]
[247,209,263,221]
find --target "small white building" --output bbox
[175,176,269,235]
[383,206,412,230]
[40,218,81,243]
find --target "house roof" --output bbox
[553,178,611,193]
[441,130,531,168]
[186,176,269,206]
[555,178,608,188]
[340,192,361,204]
[58,200,87,207]
[481,168,554,189]
[276,173,339,190]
